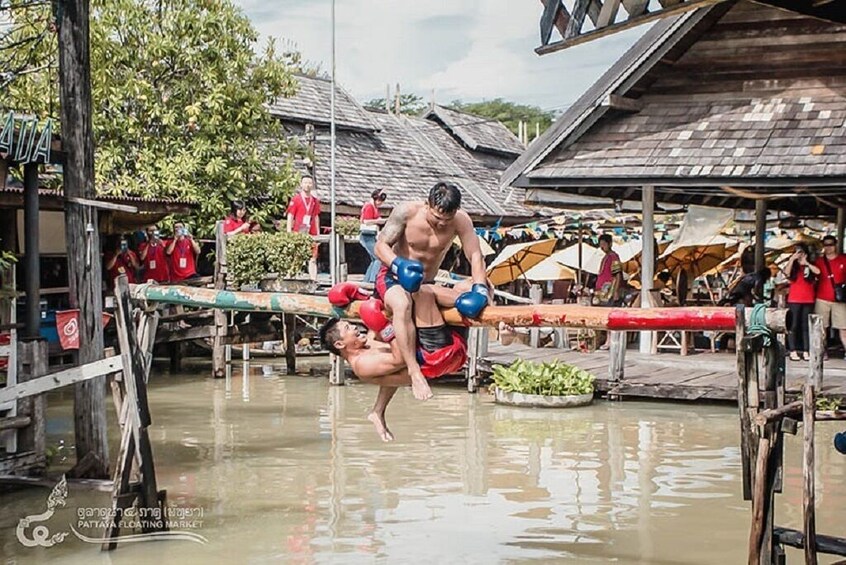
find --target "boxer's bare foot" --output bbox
[409,370,433,401]
[367,411,394,442]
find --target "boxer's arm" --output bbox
[375,202,409,266]
[456,211,487,286]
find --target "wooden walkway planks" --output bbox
[480,342,846,403]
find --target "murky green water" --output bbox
[1,359,845,564]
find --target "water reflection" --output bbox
[1,361,844,564]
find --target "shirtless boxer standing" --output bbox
[374,182,490,401]
[321,282,467,441]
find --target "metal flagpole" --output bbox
[329,0,338,285]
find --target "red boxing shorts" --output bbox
[416,328,467,379]
[374,264,397,300]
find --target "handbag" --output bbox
[823,256,846,303]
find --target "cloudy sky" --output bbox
[234,0,650,112]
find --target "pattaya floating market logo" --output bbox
[16,476,208,547]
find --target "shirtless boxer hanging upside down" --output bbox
[374,181,490,401]
[320,282,467,441]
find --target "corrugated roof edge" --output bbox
[498,8,713,190]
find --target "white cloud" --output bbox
[235,0,649,110]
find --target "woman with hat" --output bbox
[360,189,387,283]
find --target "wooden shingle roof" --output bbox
[423,105,525,157]
[281,110,537,219]
[267,74,379,133]
[503,0,846,217]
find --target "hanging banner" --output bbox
[56,310,113,351]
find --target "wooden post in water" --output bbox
[736,305,753,501]
[329,232,346,385]
[466,327,489,393]
[16,341,47,471]
[608,330,626,382]
[529,284,542,347]
[105,275,165,549]
[57,0,109,478]
[809,315,824,389]
[803,352,818,565]
[212,222,227,378]
[284,313,296,375]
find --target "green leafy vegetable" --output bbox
[492,359,595,396]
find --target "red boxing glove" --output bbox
[328,282,370,307]
[359,298,395,342]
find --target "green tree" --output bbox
[2,0,304,236]
[364,93,427,115]
[449,98,555,141]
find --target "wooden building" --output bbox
[268,74,542,224]
[504,0,846,352]
[505,0,846,220]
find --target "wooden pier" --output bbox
[479,342,846,402]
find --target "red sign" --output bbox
[56,310,113,350]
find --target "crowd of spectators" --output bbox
[103,222,200,288]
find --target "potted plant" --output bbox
[335,217,361,239]
[226,232,315,292]
[491,359,595,408]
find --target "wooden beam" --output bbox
[622,0,650,18]
[537,0,719,55]
[601,94,643,113]
[596,0,622,28]
[0,357,123,404]
[565,0,593,39]
[65,196,138,213]
[539,0,570,45]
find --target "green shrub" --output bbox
[226,232,314,286]
[492,359,595,396]
[335,217,361,237]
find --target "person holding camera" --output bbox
[104,235,140,287]
[166,221,201,281]
[785,243,820,361]
[360,189,387,283]
[139,224,170,283]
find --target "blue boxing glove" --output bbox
[455,283,489,319]
[390,257,424,293]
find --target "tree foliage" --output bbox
[364,93,427,116]
[1,0,305,236]
[448,98,555,141]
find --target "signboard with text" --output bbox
[0,111,54,165]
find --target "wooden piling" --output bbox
[809,315,824,389]
[529,284,542,348]
[608,330,626,382]
[16,340,47,472]
[284,313,296,375]
[803,366,817,565]
[212,222,227,378]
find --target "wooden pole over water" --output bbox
[129,284,790,332]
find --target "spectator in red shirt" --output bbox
[166,221,201,281]
[814,235,846,357]
[784,243,820,361]
[359,189,387,283]
[286,175,321,279]
[223,200,251,236]
[138,224,170,283]
[104,235,140,288]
